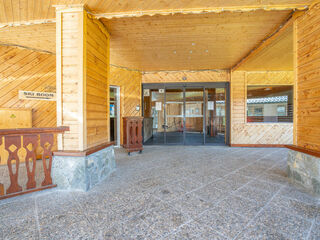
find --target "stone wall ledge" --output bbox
[286,145,320,196]
[52,144,116,191]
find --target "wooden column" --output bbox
[55,5,110,151]
[56,5,87,151]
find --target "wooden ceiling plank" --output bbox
[0,0,7,23]
[19,0,28,22]
[3,0,13,22]
[27,0,34,21]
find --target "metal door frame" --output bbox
[142,82,230,145]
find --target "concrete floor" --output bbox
[0,146,319,240]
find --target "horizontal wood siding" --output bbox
[142,70,230,83]
[295,3,320,151]
[110,66,142,144]
[85,15,110,148]
[231,71,294,144]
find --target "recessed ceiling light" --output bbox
[190,50,193,54]
[205,50,209,53]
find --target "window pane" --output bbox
[247,85,293,123]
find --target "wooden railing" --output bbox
[0,127,69,200]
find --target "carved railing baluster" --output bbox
[0,126,69,200]
[40,133,54,186]
[5,135,22,194]
[23,135,38,190]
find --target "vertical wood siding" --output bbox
[295,3,320,151]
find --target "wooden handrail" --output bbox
[0,126,69,136]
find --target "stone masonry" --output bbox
[287,149,320,196]
[52,145,115,191]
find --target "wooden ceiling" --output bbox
[0,1,300,71]
[0,0,313,25]
[236,24,293,71]
[103,10,292,71]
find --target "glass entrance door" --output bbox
[165,88,184,144]
[143,83,229,145]
[185,88,204,145]
[205,88,226,145]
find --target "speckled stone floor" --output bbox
[1,146,319,240]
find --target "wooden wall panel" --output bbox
[230,70,294,145]
[295,3,320,151]
[85,14,110,148]
[110,65,142,144]
[246,71,294,85]
[0,46,56,128]
[142,70,230,83]
[0,45,56,164]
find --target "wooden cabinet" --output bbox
[123,117,143,155]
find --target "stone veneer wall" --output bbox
[52,146,115,191]
[287,150,320,196]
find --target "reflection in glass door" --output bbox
[165,88,184,144]
[143,89,165,144]
[185,88,204,145]
[205,88,226,145]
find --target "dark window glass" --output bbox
[247,85,293,123]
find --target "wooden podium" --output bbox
[123,116,143,155]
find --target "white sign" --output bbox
[159,89,165,94]
[156,102,162,111]
[208,101,214,110]
[144,89,150,96]
[19,91,56,101]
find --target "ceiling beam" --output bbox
[231,11,298,71]
[0,19,56,29]
[94,5,308,19]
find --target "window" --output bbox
[247,85,293,123]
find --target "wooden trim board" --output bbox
[53,141,114,157]
[230,144,286,148]
[285,145,320,158]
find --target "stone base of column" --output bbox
[287,148,320,196]
[52,144,115,191]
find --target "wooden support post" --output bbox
[55,5,111,151]
[55,5,87,151]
